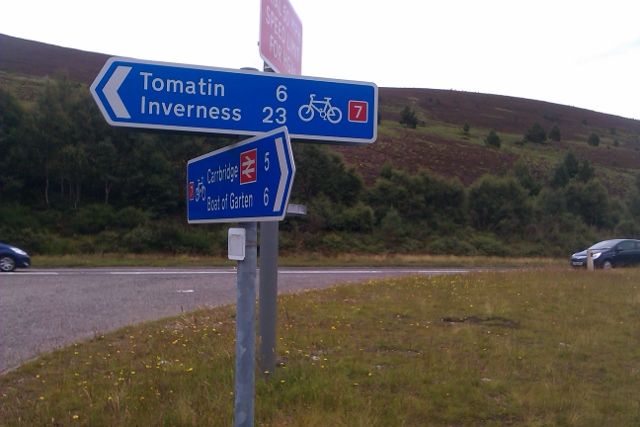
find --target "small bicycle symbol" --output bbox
[195,177,206,202]
[298,94,343,124]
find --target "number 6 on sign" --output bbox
[276,85,288,102]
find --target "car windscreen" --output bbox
[589,240,618,250]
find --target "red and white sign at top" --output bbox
[259,0,302,75]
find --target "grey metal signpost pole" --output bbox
[259,220,278,375]
[259,62,279,377]
[234,222,257,427]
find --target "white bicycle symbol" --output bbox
[195,177,206,202]
[298,94,343,124]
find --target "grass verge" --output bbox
[32,253,564,269]
[2,269,639,425]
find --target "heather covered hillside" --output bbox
[2,33,640,257]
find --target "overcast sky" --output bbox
[2,0,639,119]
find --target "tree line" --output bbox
[2,78,640,257]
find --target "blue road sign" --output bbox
[91,57,377,144]
[187,127,295,223]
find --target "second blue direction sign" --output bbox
[187,127,295,223]
[91,57,377,144]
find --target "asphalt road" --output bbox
[0,267,470,373]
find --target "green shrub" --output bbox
[468,175,531,235]
[379,208,405,246]
[514,160,542,196]
[484,130,501,148]
[399,106,418,129]
[565,179,610,227]
[77,235,100,254]
[122,223,219,254]
[113,207,148,229]
[525,122,547,143]
[278,232,299,254]
[368,167,466,230]
[148,223,184,253]
[469,234,509,256]
[0,227,41,252]
[536,188,567,216]
[306,195,335,231]
[427,237,475,255]
[0,226,80,254]
[93,230,122,253]
[533,212,596,255]
[36,210,64,231]
[178,229,216,254]
[615,219,640,238]
[320,233,347,254]
[122,226,155,253]
[292,144,364,205]
[34,231,78,254]
[72,204,115,234]
[548,125,561,142]
[331,203,374,232]
[0,203,40,230]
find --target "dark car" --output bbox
[0,242,31,272]
[570,239,640,269]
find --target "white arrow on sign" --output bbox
[103,65,131,119]
[273,137,289,212]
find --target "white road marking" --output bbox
[109,271,234,275]
[8,268,471,276]
[6,272,59,275]
[279,269,471,274]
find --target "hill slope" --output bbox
[0,34,108,84]
[2,33,640,188]
[338,87,640,186]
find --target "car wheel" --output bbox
[0,256,16,272]
[602,260,613,270]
